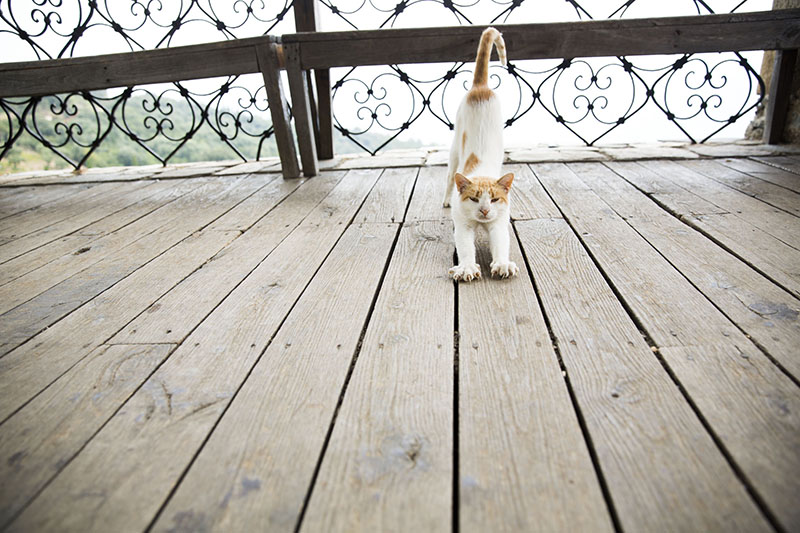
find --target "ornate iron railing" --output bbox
[0,0,771,170]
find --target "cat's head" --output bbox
[454,172,514,222]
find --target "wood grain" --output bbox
[505,163,561,220]
[546,162,800,529]
[355,167,418,224]
[6,170,381,533]
[0,343,175,526]
[581,162,800,379]
[300,221,454,533]
[720,157,800,194]
[406,165,450,222]
[284,10,800,68]
[751,155,800,181]
[515,217,770,532]
[764,49,797,144]
[151,223,397,532]
[458,234,612,532]
[112,172,344,344]
[285,42,319,177]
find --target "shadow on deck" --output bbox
[0,141,799,532]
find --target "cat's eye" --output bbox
[491,198,499,203]
[469,197,479,202]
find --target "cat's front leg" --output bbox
[449,225,481,281]
[488,220,519,278]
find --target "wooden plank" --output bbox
[0,177,265,353]
[150,223,397,532]
[515,217,770,532]
[678,159,800,217]
[542,163,800,529]
[686,212,800,298]
[256,42,301,180]
[0,36,277,98]
[721,157,800,193]
[0,183,96,221]
[642,160,800,250]
[315,69,335,160]
[0,226,239,423]
[506,163,561,221]
[0,181,131,247]
[0,343,175,526]
[283,10,800,69]
[0,180,170,265]
[406,165,450,222]
[111,172,345,345]
[0,179,191,286]
[355,167,418,224]
[458,235,612,532]
[300,220,454,532]
[6,170,382,532]
[752,155,800,179]
[586,162,800,378]
[764,49,797,144]
[285,43,319,177]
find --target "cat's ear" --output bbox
[455,173,471,193]
[497,172,514,191]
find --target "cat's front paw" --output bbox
[449,263,481,282]
[490,260,519,279]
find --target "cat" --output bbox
[444,27,518,282]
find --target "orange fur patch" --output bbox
[466,86,494,105]
[463,153,480,175]
[461,132,467,151]
[459,176,510,204]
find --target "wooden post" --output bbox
[293,0,335,160]
[285,42,319,177]
[256,42,301,179]
[764,48,797,144]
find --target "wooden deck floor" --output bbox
[0,147,799,532]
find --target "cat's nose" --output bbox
[480,207,489,216]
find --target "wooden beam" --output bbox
[764,48,798,144]
[285,43,319,177]
[282,9,800,69]
[256,43,301,179]
[0,36,277,98]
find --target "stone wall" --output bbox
[746,0,800,142]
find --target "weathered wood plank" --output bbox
[751,155,800,179]
[764,49,797,144]
[406,165,449,222]
[284,10,800,68]
[0,181,130,247]
[584,162,800,379]
[355,167,418,224]
[0,227,239,423]
[0,36,277,98]
[151,223,397,532]
[256,42,301,180]
[506,163,561,221]
[112,172,344,345]
[643,160,800,249]
[515,217,770,532]
[6,170,382,533]
[0,176,266,354]
[687,212,800,298]
[300,221,454,533]
[0,343,175,527]
[542,162,800,529]
[458,235,612,532]
[0,183,96,221]
[679,159,800,217]
[0,178,183,272]
[285,42,319,177]
[721,157,800,193]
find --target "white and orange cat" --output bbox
[444,27,518,282]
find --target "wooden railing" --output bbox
[1,8,799,178]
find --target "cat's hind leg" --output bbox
[443,143,460,208]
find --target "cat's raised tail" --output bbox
[473,27,507,88]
